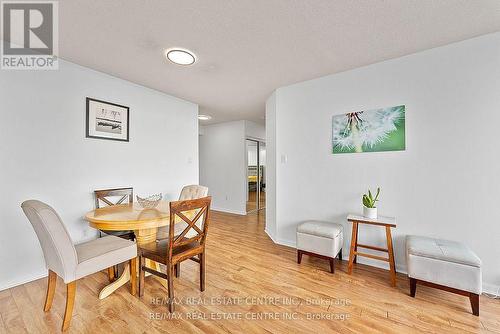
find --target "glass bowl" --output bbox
[136,193,162,209]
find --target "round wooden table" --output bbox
[85,200,171,299]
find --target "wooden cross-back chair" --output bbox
[94,188,135,240]
[94,187,135,281]
[156,184,209,241]
[94,187,134,209]
[138,196,211,312]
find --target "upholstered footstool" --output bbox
[297,221,343,273]
[406,235,482,316]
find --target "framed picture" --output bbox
[86,97,129,142]
[332,105,405,154]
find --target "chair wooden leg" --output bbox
[166,264,175,313]
[297,250,302,264]
[44,270,57,312]
[138,256,145,297]
[410,277,417,297]
[469,293,480,316]
[329,258,335,273]
[338,248,343,261]
[200,252,206,292]
[130,257,137,296]
[174,263,180,278]
[62,281,76,332]
[107,267,115,282]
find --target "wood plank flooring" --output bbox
[246,191,265,212]
[1,210,499,333]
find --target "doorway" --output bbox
[246,139,265,213]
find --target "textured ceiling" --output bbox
[57,0,500,124]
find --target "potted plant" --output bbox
[362,187,380,219]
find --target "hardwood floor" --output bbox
[1,210,499,333]
[246,191,265,212]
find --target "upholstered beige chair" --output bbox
[157,185,208,241]
[21,200,137,331]
[178,184,209,201]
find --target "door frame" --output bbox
[246,138,265,213]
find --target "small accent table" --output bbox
[347,214,397,287]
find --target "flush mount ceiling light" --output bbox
[165,48,196,65]
[198,114,212,121]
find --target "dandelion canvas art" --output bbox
[332,105,405,154]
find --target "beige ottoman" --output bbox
[406,235,482,316]
[296,221,343,273]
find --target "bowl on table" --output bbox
[136,193,162,209]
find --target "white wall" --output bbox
[199,121,247,214]
[265,92,277,239]
[199,120,265,215]
[245,120,266,141]
[0,59,199,290]
[266,32,500,293]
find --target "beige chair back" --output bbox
[176,185,209,237]
[179,185,208,200]
[21,200,78,282]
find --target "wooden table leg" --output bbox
[134,228,169,289]
[99,263,130,299]
[348,222,358,274]
[98,227,167,299]
[385,226,396,287]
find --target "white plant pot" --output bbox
[363,206,377,219]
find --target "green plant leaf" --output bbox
[363,194,375,208]
[362,195,370,207]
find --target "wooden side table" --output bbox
[347,214,397,287]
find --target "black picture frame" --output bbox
[86,97,130,142]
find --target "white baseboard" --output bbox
[276,237,296,248]
[264,229,277,243]
[0,270,47,291]
[211,207,247,216]
[272,236,296,249]
[264,229,296,248]
[267,236,500,296]
[483,282,500,296]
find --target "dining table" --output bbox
[84,200,172,299]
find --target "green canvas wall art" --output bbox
[332,105,405,154]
